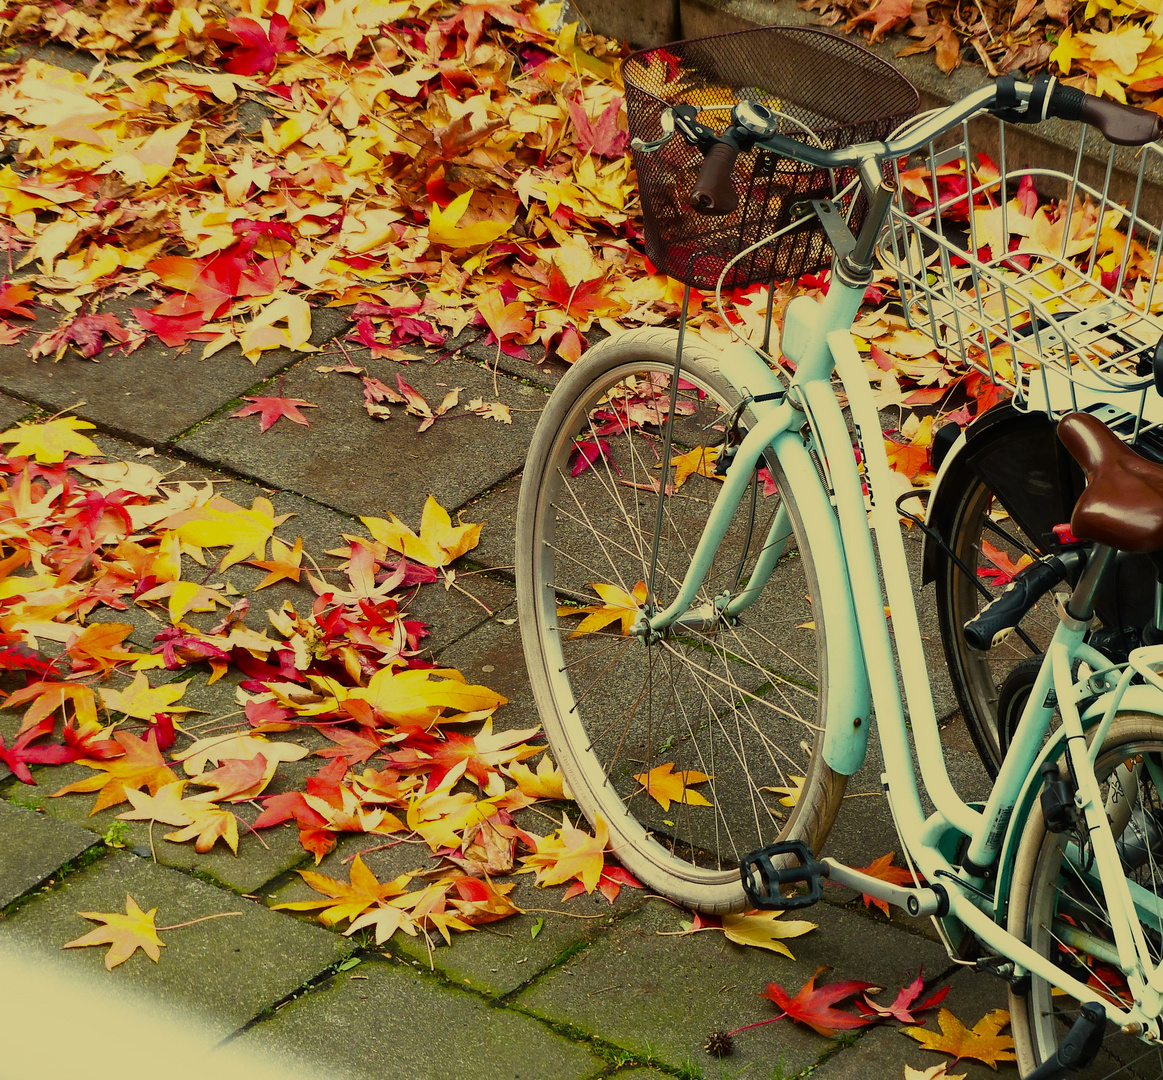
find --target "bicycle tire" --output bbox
[1008,714,1163,1078]
[932,442,1064,776]
[516,327,845,913]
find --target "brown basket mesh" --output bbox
[624,26,919,291]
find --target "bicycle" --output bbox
[515,24,1163,1079]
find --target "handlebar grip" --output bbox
[689,141,740,216]
[963,557,1070,651]
[1046,80,1163,146]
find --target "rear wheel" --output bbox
[1009,714,1163,1078]
[516,327,845,912]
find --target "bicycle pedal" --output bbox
[740,840,823,910]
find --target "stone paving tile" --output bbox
[514,897,953,1077]
[0,801,97,908]
[231,955,603,1080]
[0,390,31,429]
[462,472,520,573]
[0,298,349,447]
[0,850,350,1037]
[176,354,546,520]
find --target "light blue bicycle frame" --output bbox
[637,183,1163,1032]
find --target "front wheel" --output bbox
[516,327,845,913]
[1008,714,1163,1077]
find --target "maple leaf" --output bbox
[0,282,36,319]
[761,967,877,1037]
[31,314,136,361]
[51,729,179,813]
[65,622,138,678]
[505,755,571,800]
[164,800,240,854]
[0,720,81,785]
[428,191,513,250]
[557,581,647,638]
[845,0,912,42]
[245,536,305,589]
[232,396,318,432]
[273,854,414,928]
[161,495,291,571]
[762,774,804,809]
[521,814,609,893]
[477,287,533,358]
[223,14,298,75]
[361,496,482,568]
[188,754,271,801]
[904,1008,1016,1067]
[668,446,720,490]
[63,894,164,969]
[633,762,712,812]
[856,972,950,1023]
[722,910,817,958]
[116,781,195,826]
[905,1066,967,1080]
[850,852,919,916]
[0,417,99,464]
[175,732,309,776]
[977,539,1034,587]
[98,672,192,722]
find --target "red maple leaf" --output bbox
[761,967,877,1037]
[223,14,298,75]
[30,313,133,360]
[232,396,318,432]
[562,863,643,904]
[856,973,950,1024]
[533,266,611,319]
[0,718,82,785]
[568,95,630,159]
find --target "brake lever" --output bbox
[630,108,677,154]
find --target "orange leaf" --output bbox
[904,1008,1016,1067]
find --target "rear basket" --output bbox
[624,25,918,291]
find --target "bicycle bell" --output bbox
[732,101,779,139]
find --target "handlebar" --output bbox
[681,73,1163,216]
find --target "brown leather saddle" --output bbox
[1058,412,1163,554]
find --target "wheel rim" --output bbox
[1023,730,1163,1077]
[525,355,831,892]
[942,479,1059,772]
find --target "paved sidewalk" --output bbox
[0,293,1026,1080]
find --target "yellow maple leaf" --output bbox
[557,581,647,638]
[1080,24,1151,77]
[346,667,508,727]
[63,894,164,969]
[274,855,414,928]
[0,416,99,464]
[633,762,713,812]
[161,495,291,571]
[667,445,720,490]
[762,774,805,808]
[904,1008,1016,1067]
[116,782,194,827]
[164,799,240,854]
[98,672,193,721]
[521,814,610,893]
[721,910,817,958]
[427,190,513,249]
[247,536,304,588]
[505,754,571,801]
[361,495,482,567]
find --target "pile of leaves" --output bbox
[0,415,652,946]
[0,0,686,369]
[805,0,1163,109]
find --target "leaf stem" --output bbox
[725,1013,788,1038]
[155,911,244,931]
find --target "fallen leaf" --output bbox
[904,1008,1016,1067]
[63,894,164,969]
[232,396,318,432]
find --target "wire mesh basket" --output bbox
[882,115,1163,438]
[623,26,918,292]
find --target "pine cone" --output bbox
[704,1030,734,1056]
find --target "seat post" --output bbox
[1066,544,1117,623]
